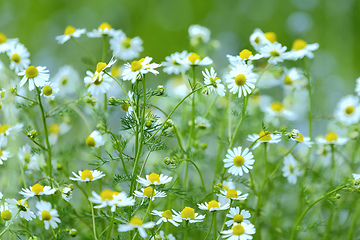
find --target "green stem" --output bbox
[184,221,189,240]
[0,210,20,238]
[107,131,129,176]
[202,96,218,119]
[229,95,249,148]
[330,145,335,188]
[216,200,232,240]
[204,212,215,240]
[213,212,217,240]
[87,183,98,240]
[105,212,115,240]
[142,187,155,221]
[347,202,360,240]
[13,92,38,104]
[45,99,78,117]
[183,161,189,208]
[269,143,298,179]
[185,159,206,193]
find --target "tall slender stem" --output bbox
[87,183,98,240]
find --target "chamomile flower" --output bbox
[202,67,226,97]
[0,149,12,164]
[40,82,59,100]
[53,65,80,97]
[334,95,360,125]
[6,198,36,221]
[94,57,117,76]
[85,130,105,148]
[110,32,144,61]
[285,39,319,61]
[0,123,23,147]
[172,207,206,223]
[48,122,71,145]
[87,22,116,38]
[180,52,213,67]
[226,64,257,98]
[261,100,297,125]
[137,173,173,186]
[55,25,86,44]
[36,201,61,230]
[1,203,13,226]
[259,43,288,65]
[223,147,255,176]
[316,132,348,145]
[134,186,166,201]
[162,51,190,75]
[122,57,161,83]
[249,28,276,51]
[282,68,306,89]
[220,222,256,240]
[290,132,313,147]
[352,174,360,188]
[227,49,262,66]
[61,187,72,202]
[6,43,30,73]
[198,200,229,212]
[118,217,155,238]
[0,32,18,53]
[89,189,135,212]
[282,154,302,184]
[19,183,56,199]
[84,70,113,97]
[218,189,249,201]
[247,130,282,149]
[18,66,50,91]
[150,230,176,240]
[188,25,211,45]
[225,207,251,227]
[151,210,180,226]
[69,169,105,182]
[195,116,211,129]
[18,144,45,171]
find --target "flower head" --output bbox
[122,57,161,83]
[40,82,59,100]
[89,190,135,212]
[36,201,61,230]
[225,207,252,227]
[316,132,348,145]
[56,25,86,44]
[69,169,105,182]
[259,43,288,65]
[247,130,282,149]
[0,149,12,165]
[202,67,226,97]
[110,32,143,61]
[180,52,213,67]
[0,32,18,53]
[6,43,30,73]
[197,200,229,212]
[85,131,105,148]
[19,183,56,199]
[223,147,255,176]
[172,206,206,223]
[0,123,23,147]
[134,186,166,201]
[188,25,211,46]
[118,217,155,238]
[282,154,302,184]
[226,63,257,98]
[334,95,360,125]
[162,50,190,75]
[151,209,180,226]
[218,189,249,201]
[284,39,319,60]
[137,173,173,186]
[61,187,72,202]
[87,22,116,38]
[18,66,49,91]
[6,198,36,221]
[220,222,256,240]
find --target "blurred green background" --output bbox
[1,0,359,124]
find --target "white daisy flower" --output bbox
[162,50,190,75]
[150,230,176,240]
[53,65,81,97]
[0,149,12,164]
[198,200,229,212]
[6,198,36,221]
[226,64,257,98]
[85,130,105,148]
[261,100,297,125]
[227,49,262,66]
[18,144,45,171]
[36,201,61,230]
[40,82,59,100]
[218,189,249,201]
[134,186,166,201]
[220,222,256,240]
[202,67,226,97]
[223,147,255,176]
[284,39,319,61]
[151,209,180,227]
[69,169,105,182]
[94,57,117,75]
[1,202,13,226]
[225,207,251,227]
[282,154,302,184]
[55,25,86,44]
[247,130,282,149]
[316,132,348,146]
[352,173,360,188]
[6,43,30,73]
[89,189,135,212]
[180,52,213,67]
[0,123,23,147]
[48,122,71,145]
[334,95,360,125]
[195,116,211,129]
[290,133,313,147]
[122,57,161,83]
[19,183,56,199]
[137,173,173,186]
[0,32,18,53]
[61,187,72,202]
[172,207,206,223]
[110,32,144,61]
[118,217,155,238]
[249,28,276,52]
[188,24,211,45]
[259,42,288,65]
[282,67,307,89]
[18,66,50,91]
[84,70,113,97]
[87,22,116,38]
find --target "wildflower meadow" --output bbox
[0,2,360,240]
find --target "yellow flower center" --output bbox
[130,60,142,72]
[226,189,238,199]
[111,66,121,78]
[99,22,112,31]
[292,39,307,51]
[259,130,271,141]
[0,150,2,157]
[0,124,10,134]
[143,186,154,198]
[232,224,245,235]
[188,53,201,65]
[239,49,252,60]
[1,210,12,221]
[254,37,260,44]
[129,217,143,226]
[32,183,44,195]
[181,207,195,220]
[325,132,338,142]
[80,169,94,180]
[284,75,293,85]
[25,66,39,79]
[233,156,245,167]
[345,106,355,115]
[93,75,103,86]
[271,102,284,112]
[234,74,246,86]
[17,200,29,211]
[64,25,76,35]
[100,189,114,201]
[96,62,107,73]
[296,133,304,142]
[0,33,7,44]
[233,214,244,223]
[42,86,53,96]
[120,101,130,112]
[49,124,60,134]
[270,49,280,57]
[86,136,96,147]
[148,173,161,184]
[265,32,277,43]
[207,200,219,210]
[122,37,132,48]
[11,53,21,63]
[41,210,52,221]
[161,210,173,219]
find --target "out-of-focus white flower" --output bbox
[282,154,302,184]
[334,95,360,125]
[6,43,30,73]
[188,25,211,46]
[110,32,143,61]
[56,25,86,44]
[284,39,319,61]
[162,51,190,75]
[85,131,105,148]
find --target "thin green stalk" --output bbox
[330,145,335,188]
[303,59,312,138]
[204,212,215,240]
[148,222,164,240]
[183,161,189,208]
[87,183,98,240]
[203,96,218,119]
[105,212,115,240]
[229,95,248,149]
[107,131,129,176]
[187,65,196,149]
[347,202,360,240]
[184,221,189,240]
[51,226,57,239]
[13,92,38,105]
[185,159,206,193]
[0,210,20,238]
[213,212,217,240]
[45,99,78,117]
[216,200,232,240]
[142,187,155,221]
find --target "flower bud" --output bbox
[56,163,63,171]
[108,96,117,105]
[164,157,171,165]
[27,130,38,139]
[96,123,106,131]
[69,184,74,190]
[157,85,165,95]
[69,229,77,237]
